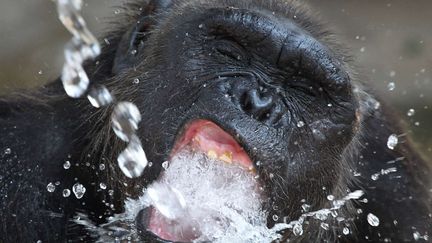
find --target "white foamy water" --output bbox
[76,149,364,242]
[128,149,273,242]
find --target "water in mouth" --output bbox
[76,148,275,242]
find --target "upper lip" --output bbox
[170,119,256,172]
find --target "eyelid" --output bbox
[213,38,248,61]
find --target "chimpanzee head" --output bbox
[88,0,361,241]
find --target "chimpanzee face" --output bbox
[104,0,359,241]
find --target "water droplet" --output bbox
[111,102,142,142]
[62,189,71,197]
[198,24,204,28]
[63,161,71,169]
[162,161,169,170]
[297,121,305,128]
[343,227,350,235]
[301,203,311,212]
[360,198,368,203]
[387,134,398,150]
[389,71,396,77]
[72,183,86,199]
[133,78,140,84]
[100,183,107,190]
[367,213,380,227]
[360,47,366,52]
[327,195,335,201]
[413,231,429,241]
[315,211,328,221]
[272,214,279,221]
[407,109,415,117]
[108,189,114,196]
[331,210,338,218]
[320,222,329,230]
[117,137,148,178]
[332,200,345,208]
[413,232,421,241]
[387,82,396,91]
[47,182,56,192]
[61,64,89,98]
[38,70,43,75]
[374,101,381,110]
[99,163,105,170]
[371,174,379,181]
[87,86,113,108]
[4,148,11,155]
[293,223,303,236]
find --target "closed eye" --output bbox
[212,38,248,62]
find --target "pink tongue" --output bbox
[148,208,199,242]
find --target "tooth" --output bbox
[192,136,200,143]
[248,166,257,174]
[219,152,233,164]
[207,150,218,159]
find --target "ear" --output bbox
[113,0,173,74]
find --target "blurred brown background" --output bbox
[0,0,431,157]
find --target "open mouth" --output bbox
[171,120,255,172]
[145,120,262,242]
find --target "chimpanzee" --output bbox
[0,0,431,242]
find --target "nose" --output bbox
[242,89,274,120]
[227,77,285,126]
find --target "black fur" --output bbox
[0,0,430,242]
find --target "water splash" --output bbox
[270,190,364,238]
[75,150,365,242]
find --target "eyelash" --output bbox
[212,38,248,62]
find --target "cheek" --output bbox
[308,119,355,146]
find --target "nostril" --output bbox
[250,90,273,110]
[241,89,274,120]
